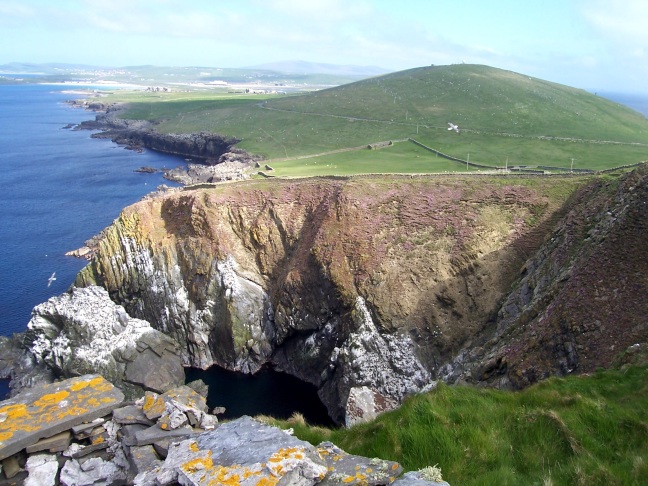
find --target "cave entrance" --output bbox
[185,365,334,427]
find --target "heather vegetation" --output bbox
[99,64,648,175]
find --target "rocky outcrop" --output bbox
[75,104,240,162]
[73,175,574,424]
[24,286,184,399]
[0,376,446,485]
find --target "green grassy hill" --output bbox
[109,64,648,175]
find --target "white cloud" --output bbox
[256,0,373,21]
[0,0,37,27]
[582,0,648,46]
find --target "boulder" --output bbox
[345,385,398,428]
[24,453,59,486]
[59,456,126,486]
[392,469,451,485]
[317,441,402,485]
[25,286,184,398]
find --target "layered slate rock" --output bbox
[0,375,124,461]
[25,286,184,398]
[133,416,447,485]
[0,379,448,485]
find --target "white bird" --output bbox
[47,272,56,287]
[448,122,460,133]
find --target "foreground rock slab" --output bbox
[134,416,447,486]
[0,375,124,461]
[135,415,329,485]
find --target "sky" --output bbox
[0,0,647,94]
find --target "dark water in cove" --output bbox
[186,366,334,426]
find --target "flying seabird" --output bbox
[447,122,460,133]
[47,272,56,287]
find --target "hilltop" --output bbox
[91,64,648,176]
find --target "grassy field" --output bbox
[260,364,648,485]
[98,64,648,175]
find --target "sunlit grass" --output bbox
[96,64,648,176]
[262,366,648,485]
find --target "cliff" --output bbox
[68,169,648,425]
[72,102,262,184]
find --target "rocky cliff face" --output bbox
[442,165,648,387]
[74,103,241,164]
[74,174,597,424]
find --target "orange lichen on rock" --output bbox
[181,455,214,474]
[34,390,70,407]
[255,478,279,486]
[69,380,90,392]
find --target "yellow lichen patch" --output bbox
[86,398,100,408]
[181,455,214,474]
[343,476,356,483]
[88,376,113,392]
[34,390,70,408]
[267,447,302,463]
[255,477,279,486]
[204,465,241,486]
[69,380,90,392]
[391,463,400,470]
[142,392,165,417]
[91,435,105,445]
[0,431,13,442]
[0,403,29,420]
[189,441,200,452]
[142,393,157,411]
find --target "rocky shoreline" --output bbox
[67,99,264,185]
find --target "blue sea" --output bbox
[0,84,184,337]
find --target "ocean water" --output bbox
[601,92,648,118]
[0,84,183,337]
